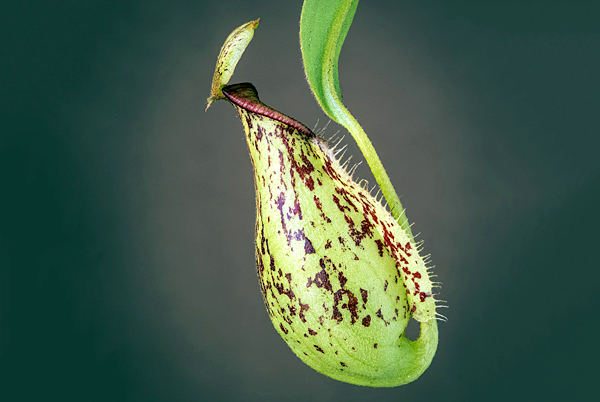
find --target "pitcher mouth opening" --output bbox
[222,83,315,138]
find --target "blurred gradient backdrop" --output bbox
[2,1,599,401]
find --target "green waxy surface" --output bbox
[222,83,437,387]
[300,0,358,119]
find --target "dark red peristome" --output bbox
[222,83,315,138]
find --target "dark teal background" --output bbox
[2,1,599,400]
